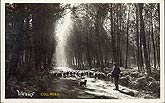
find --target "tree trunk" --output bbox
[139,3,151,76]
[135,4,141,72]
[157,4,160,67]
[151,14,156,68]
[125,5,130,69]
[110,4,116,64]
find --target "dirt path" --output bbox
[45,67,141,99]
[48,77,139,99]
[84,78,138,99]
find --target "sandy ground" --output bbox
[39,67,139,99]
[41,76,140,99]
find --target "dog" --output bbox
[56,72,62,78]
[80,80,87,87]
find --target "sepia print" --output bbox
[1,1,164,103]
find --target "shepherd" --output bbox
[111,63,121,90]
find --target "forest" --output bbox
[5,3,160,99]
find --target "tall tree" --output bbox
[125,4,130,69]
[139,3,151,76]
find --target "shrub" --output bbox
[119,75,131,86]
[136,77,148,90]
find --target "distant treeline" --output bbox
[65,3,160,77]
[5,3,160,80]
[5,3,68,80]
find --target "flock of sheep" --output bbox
[50,69,112,80]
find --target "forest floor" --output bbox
[31,67,154,99]
[6,67,159,99]
[44,77,139,99]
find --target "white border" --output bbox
[0,0,164,3]
[1,0,164,103]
